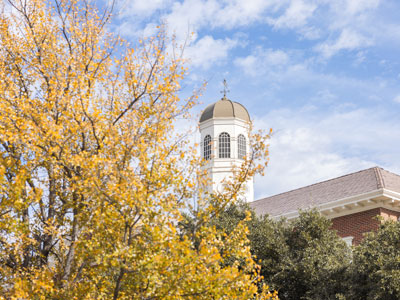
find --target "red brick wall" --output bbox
[380,207,400,222]
[331,208,400,245]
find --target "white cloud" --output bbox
[213,0,278,28]
[316,28,373,58]
[234,55,258,76]
[331,0,380,17]
[165,0,279,35]
[115,0,397,65]
[252,107,400,199]
[267,0,317,30]
[185,36,238,69]
[118,0,172,18]
[353,50,367,65]
[262,0,384,59]
[164,0,220,40]
[394,95,400,104]
[234,48,290,76]
[118,0,278,41]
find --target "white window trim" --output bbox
[342,236,354,247]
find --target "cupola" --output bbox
[198,80,254,202]
[199,96,250,123]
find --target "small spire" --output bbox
[220,79,230,99]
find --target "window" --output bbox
[203,135,211,160]
[219,132,230,158]
[238,134,246,159]
[342,236,354,247]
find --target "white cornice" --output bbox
[199,118,249,130]
[382,188,400,200]
[272,188,400,220]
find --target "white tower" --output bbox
[199,91,254,202]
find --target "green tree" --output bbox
[350,219,400,300]
[268,210,351,300]
[208,205,352,300]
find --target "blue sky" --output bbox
[113,0,400,199]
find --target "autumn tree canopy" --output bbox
[0,0,273,299]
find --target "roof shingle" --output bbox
[250,167,400,217]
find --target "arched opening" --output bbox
[203,135,211,160]
[219,132,230,158]
[238,134,246,159]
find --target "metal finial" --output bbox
[220,79,230,98]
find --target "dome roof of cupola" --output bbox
[199,96,250,123]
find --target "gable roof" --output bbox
[250,167,400,217]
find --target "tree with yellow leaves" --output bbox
[0,0,275,299]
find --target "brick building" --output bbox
[199,96,400,246]
[250,167,400,245]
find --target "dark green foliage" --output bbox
[182,202,400,300]
[209,205,351,299]
[270,211,351,300]
[249,210,351,300]
[350,220,400,300]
